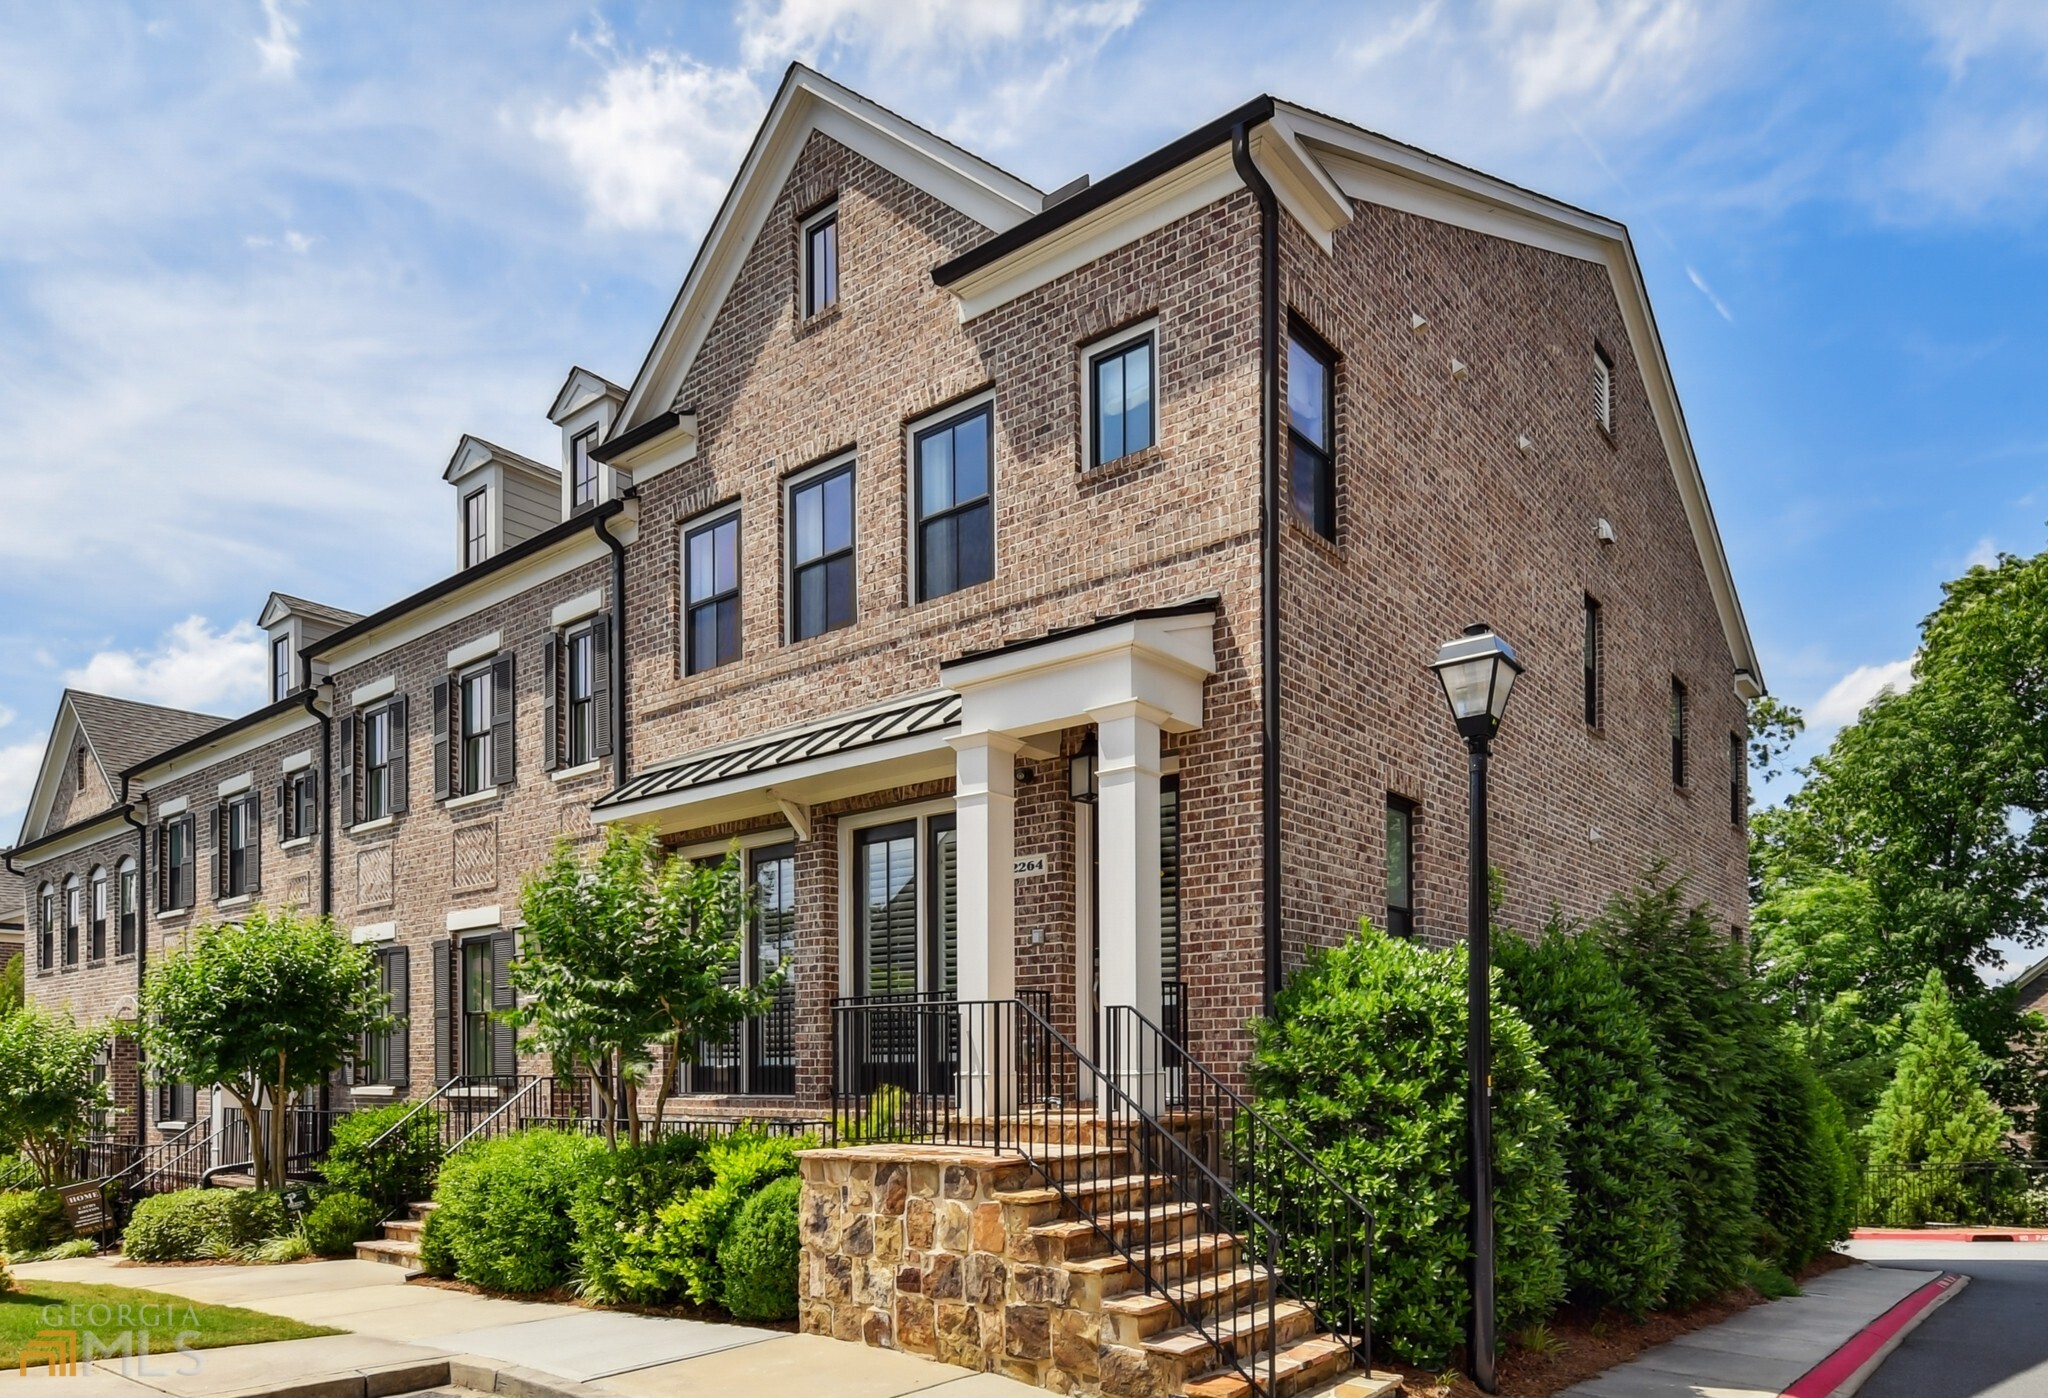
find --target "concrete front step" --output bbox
[381,1219,424,1242]
[1181,1334,1359,1398]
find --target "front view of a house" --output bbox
[8,63,1758,1394]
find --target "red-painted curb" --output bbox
[1852,1227,2048,1242]
[1780,1272,1967,1398]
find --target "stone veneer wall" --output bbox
[798,1143,1105,1392]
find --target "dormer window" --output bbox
[463,488,490,566]
[272,634,293,702]
[803,205,839,318]
[571,428,600,513]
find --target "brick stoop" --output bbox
[357,1199,436,1269]
[797,1141,1398,1398]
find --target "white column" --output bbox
[951,732,1022,1121]
[1093,703,1166,1112]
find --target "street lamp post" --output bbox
[1430,623,1524,1397]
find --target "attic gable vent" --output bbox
[1593,344,1614,433]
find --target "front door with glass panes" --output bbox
[682,844,799,1096]
[460,938,497,1079]
[853,815,957,1093]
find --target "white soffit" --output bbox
[614,64,1045,436]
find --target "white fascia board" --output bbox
[1251,115,1353,255]
[594,727,959,832]
[605,418,700,487]
[941,611,1219,741]
[130,708,320,790]
[615,67,1042,435]
[11,814,134,868]
[318,532,610,672]
[947,145,1243,322]
[17,703,83,849]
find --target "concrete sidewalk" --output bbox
[1560,1262,1949,1398]
[5,1255,1037,1398]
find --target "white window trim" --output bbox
[445,786,500,812]
[447,630,503,671]
[904,389,998,606]
[550,590,605,629]
[156,796,190,818]
[217,772,254,798]
[351,676,397,707]
[801,202,839,319]
[783,452,857,644]
[1079,317,1161,471]
[446,904,502,932]
[218,895,251,910]
[351,922,397,944]
[281,749,314,774]
[550,759,605,783]
[280,835,314,852]
[349,815,396,835]
[835,796,956,1000]
[351,1085,398,1099]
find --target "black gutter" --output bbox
[120,796,150,1140]
[305,500,628,661]
[3,807,132,864]
[298,686,333,917]
[1231,117,1285,1014]
[121,693,308,785]
[933,96,1274,287]
[588,410,682,465]
[599,499,633,788]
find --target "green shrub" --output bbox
[719,1174,802,1320]
[121,1188,288,1261]
[323,1104,445,1214]
[1595,873,1763,1305]
[618,1133,807,1306]
[1498,920,1686,1315]
[303,1191,382,1256]
[1752,1028,1859,1269]
[570,1132,713,1304]
[430,1129,603,1292]
[247,1229,313,1264]
[417,1207,455,1277]
[1247,925,1568,1367]
[219,1190,289,1249]
[0,1189,64,1255]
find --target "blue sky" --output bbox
[2,1,2044,889]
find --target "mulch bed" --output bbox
[1387,1251,1857,1398]
[407,1273,800,1332]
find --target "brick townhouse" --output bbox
[9,66,1759,1139]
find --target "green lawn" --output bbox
[0,1280,341,1367]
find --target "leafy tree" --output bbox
[0,953,23,1014]
[1746,695,1806,793]
[138,905,389,1190]
[511,827,778,1145]
[1750,1025,1858,1269]
[1865,970,2008,1168]
[1497,919,1685,1315]
[1594,870,1761,1305]
[0,1008,112,1186]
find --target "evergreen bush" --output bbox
[617,1132,806,1306]
[1863,971,2010,1225]
[1497,920,1686,1314]
[1247,925,1568,1367]
[718,1174,802,1320]
[0,1189,63,1256]
[302,1191,383,1256]
[429,1129,603,1292]
[322,1104,445,1214]
[570,1131,714,1303]
[1751,1027,1859,1269]
[1594,874,1762,1304]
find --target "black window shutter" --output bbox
[338,714,357,827]
[307,767,321,838]
[541,635,560,772]
[431,680,451,802]
[490,652,516,788]
[390,945,411,1089]
[591,613,613,758]
[431,938,452,1083]
[214,803,229,900]
[155,826,169,912]
[490,929,517,1075]
[156,1079,171,1123]
[389,696,410,814]
[276,778,289,844]
[246,794,260,893]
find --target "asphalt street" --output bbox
[1848,1241,2048,1398]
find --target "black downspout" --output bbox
[298,687,333,916]
[600,496,633,788]
[1232,120,1283,1013]
[119,791,150,1148]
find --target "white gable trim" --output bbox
[615,64,1044,435]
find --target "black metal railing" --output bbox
[69,1137,142,1186]
[830,994,1367,1398]
[100,1121,218,1202]
[208,1106,340,1184]
[684,992,801,1097]
[1859,1160,2048,1229]
[1103,1004,1373,1370]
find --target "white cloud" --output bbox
[64,617,269,716]
[1489,0,1705,116]
[256,0,302,80]
[737,0,1038,67]
[1966,535,2000,569]
[1911,0,2048,78]
[1809,656,1917,731]
[0,737,46,843]
[1686,264,1734,321]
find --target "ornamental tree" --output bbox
[0,1007,112,1186]
[511,827,778,1146]
[138,905,389,1190]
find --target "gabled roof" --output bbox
[258,592,364,630]
[613,64,1045,436]
[443,434,560,487]
[15,690,226,847]
[548,366,626,425]
[2011,952,2048,999]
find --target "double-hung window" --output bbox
[62,878,80,966]
[89,867,107,961]
[1287,326,1336,538]
[463,488,490,566]
[462,938,497,1077]
[222,793,257,898]
[914,401,994,601]
[159,814,194,911]
[565,626,597,765]
[803,205,839,318]
[684,511,741,673]
[363,705,396,821]
[788,461,855,641]
[1087,327,1156,468]
[282,767,318,842]
[272,634,292,702]
[458,666,493,797]
[117,860,138,955]
[570,429,600,513]
[37,885,53,970]
[1386,797,1417,938]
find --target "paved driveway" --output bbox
[1848,1240,2048,1398]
